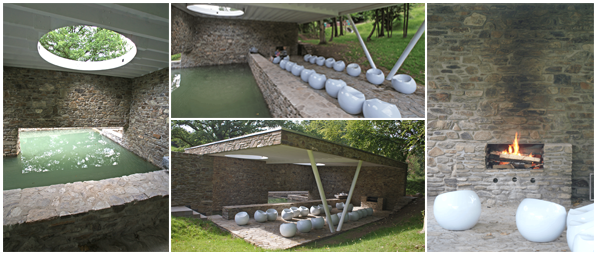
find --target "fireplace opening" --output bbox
[366,196,378,202]
[486,143,544,169]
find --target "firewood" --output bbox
[499,154,540,162]
[494,164,514,169]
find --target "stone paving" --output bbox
[3,170,169,225]
[209,206,391,250]
[291,55,425,118]
[426,196,584,252]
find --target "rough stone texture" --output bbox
[172,5,298,68]
[3,170,169,251]
[248,53,353,118]
[122,68,169,167]
[172,149,406,217]
[171,152,214,215]
[208,206,391,250]
[221,199,345,220]
[427,196,572,252]
[3,67,132,156]
[427,4,594,203]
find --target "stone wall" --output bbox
[171,6,194,55]
[172,5,299,68]
[171,152,214,214]
[122,68,169,167]
[3,67,132,156]
[172,153,406,215]
[3,170,169,251]
[426,4,594,203]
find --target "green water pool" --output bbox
[171,64,272,118]
[3,129,160,190]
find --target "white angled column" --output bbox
[337,160,362,231]
[307,150,335,233]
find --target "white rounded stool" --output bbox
[433,190,481,231]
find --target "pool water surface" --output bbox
[3,129,160,190]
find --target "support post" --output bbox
[386,20,426,80]
[307,150,335,233]
[337,160,363,231]
[346,14,376,70]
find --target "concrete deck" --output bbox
[209,206,391,250]
[426,196,591,252]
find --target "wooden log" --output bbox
[499,154,540,162]
[494,164,514,169]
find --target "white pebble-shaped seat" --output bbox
[363,98,402,118]
[235,211,249,225]
[328,214,340,226]
[304,54,312,62]
[290,207,300,217]
[316,56,325,66]
[567,220,594,250]
[391,74,417,94]
[281,208,294,220]
[266,209,278,221]
[572,234,594,252]
[283,56,289,61]
[337,213,349,223]
[273,56,281,64]
[280,59,288,69]
[366,68,385,85]
[285,61,296,72]
[309,55,317,64]
[366,208,373,216]
[254,210,268,223]
[299,206,309,217]
[300,69,315,83]
[336,202,344,210]
[297,219,312,233]
[311,217,325,229]
[325,79,347,98]
[310,205,321,216]
[434,190,481,231]
[333,60,346,72]
[308,73,327,90]
[349,212,359,221]
[516,198,566,242]
[291,64,305,76]
[325,58,335,68]
[338,86,366,115]
[280,222,297,237]
[346,63,361,77]
[568,204,594,226]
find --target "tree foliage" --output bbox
[39,25,132,62]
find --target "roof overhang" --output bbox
[3,3,169,79]
[185,128,407,169]
[174,3,397,24]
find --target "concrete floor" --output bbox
[426,196,593,252]
[209,206,391,250]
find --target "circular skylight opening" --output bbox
[224,155,268,160]
[37,25,136,71]
[295,163,326,166]
[187,4,244,17]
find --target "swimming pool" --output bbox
[3,129,160,190]
[171,64,272,118]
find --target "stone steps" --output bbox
[391,196,418,213]
[171,206,207,220]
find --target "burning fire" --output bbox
[502,132,521,156]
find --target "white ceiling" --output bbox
[3,3,169,79]
[174,3,397,24]
[210,145,386,167]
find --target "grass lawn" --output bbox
[171,213,424,252]
[171,53,181,61]
[300,4,425,83]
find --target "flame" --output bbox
[502,132,521,156]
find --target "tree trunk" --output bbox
[340,16,344,36]
[329,19,334,42]
[379,8,385,37]
[387,7,393,38]
[403,4,409,38]
[318,20,326,44]
[367,11,378,41]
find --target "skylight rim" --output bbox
[186,4,245,17]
